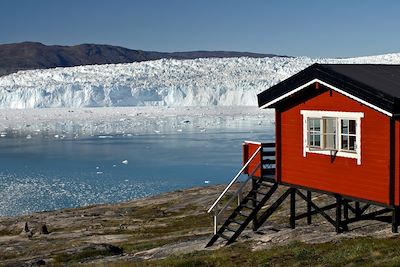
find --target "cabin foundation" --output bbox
[254,176,400,235]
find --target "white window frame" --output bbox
[300,110,364,165]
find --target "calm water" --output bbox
[0,122,274,216]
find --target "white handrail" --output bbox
[217,163,261,217]
[207,146,261,213]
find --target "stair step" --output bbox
[230,219,244,225]
[241,204,255,210]
[225,226,239,232]
[250,187,266,193]
[259,182,273,187]
[235,210,251,217]
[218,233,231,240]
[247,197,260,203]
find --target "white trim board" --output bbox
[259,78,392,117]
[244,140,262,145]
[300,110,364,119]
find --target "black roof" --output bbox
[257,63,400,115]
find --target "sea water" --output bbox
[0,118,274,216]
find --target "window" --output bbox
[301,110,364,165]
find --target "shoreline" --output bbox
[0,183,221,219]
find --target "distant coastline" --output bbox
[0,41,284,77]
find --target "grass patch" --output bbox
[121,234,209,254]
[94,237,400,267]
[0,228,21,236]
[99,212,212,238]
[54,245,123,264]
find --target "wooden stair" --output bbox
[206,179,278,247]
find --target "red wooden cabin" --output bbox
[257,63,400,206]
[207,64,400,247]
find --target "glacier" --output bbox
[1,53,400,108]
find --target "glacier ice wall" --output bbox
[1,53,400,108]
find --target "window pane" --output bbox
[314,119,320,131]
[314,134,320,147]
[324,134,336,149]
[349,136,356,151]
[322,118,336,149]
[308,118,321,148]
[341,119,349,134]
[308,118,320,131]
[341,135,348,150]
[309,133,321,147]
[349,120,356,135]
[323,118,336,134]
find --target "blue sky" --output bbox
[0,0,399,57]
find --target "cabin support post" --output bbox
[290,188,296,229]
[335,195,342,233]
[392,207,399,233]
[306,190,312,225]
[343,200,349,220]
[355,201,360,218]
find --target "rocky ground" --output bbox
[0,183,398,266]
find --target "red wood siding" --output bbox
[243,142,262,177]
[278,88,391,205]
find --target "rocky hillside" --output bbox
[0,42,281,76]
[1,183,399,266]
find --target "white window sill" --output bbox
[305,148,359,163]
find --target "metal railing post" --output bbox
[237,187,242,206]
[213,214,218,235]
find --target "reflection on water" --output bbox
[0,118,274,216]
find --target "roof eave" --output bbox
[257,64,395,117]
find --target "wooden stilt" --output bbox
[392,207,399,233]
[344,200,349,220]
[307,191,312,225]
[336,195,342,233]
[290,188,296,229]
[355,201,360,218]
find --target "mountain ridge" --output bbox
[0,42,284,76]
